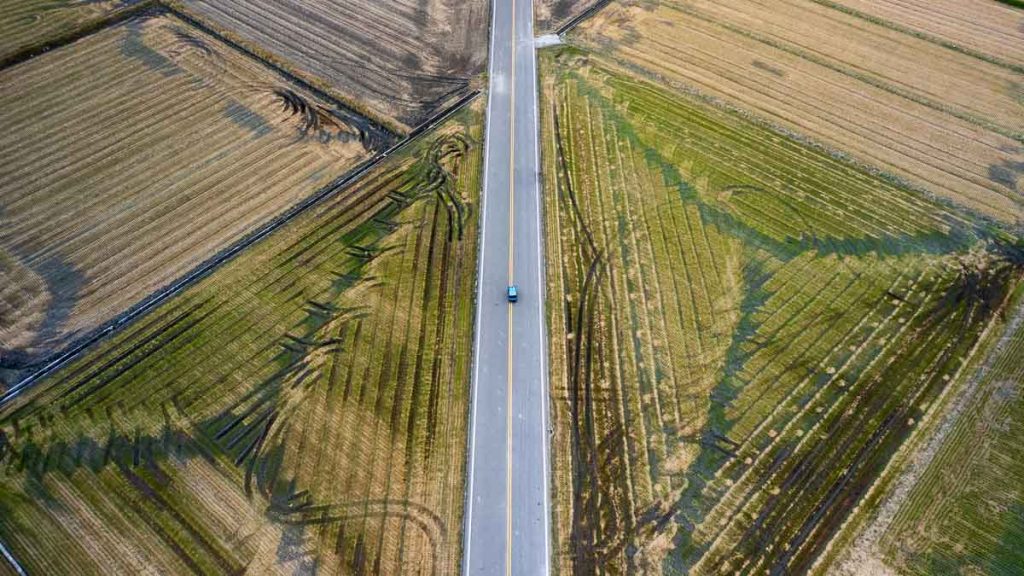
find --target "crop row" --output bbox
[813,0,1024,69]
[0,112,481,574]
[545,74,746,573]
[540,53,1022,575]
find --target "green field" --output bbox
[0,109,481,574]
[540,48,1023,575]
[879,293,1024,575]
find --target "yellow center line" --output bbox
[506,0,517,574]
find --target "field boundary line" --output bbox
[0,89,480,409]
[0,540,26,576]
[554,0,615,36]
[527,0,555,568]
[0,0,161,72]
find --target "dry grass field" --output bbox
[0,12,387,389]
[572,0,1024,225]
[175,0,489,131]
[0,110,481,574]
[0,0,138,63]
[540,48,1023,574]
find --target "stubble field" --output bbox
[821,0,1024,68]
[0,110,481,575]
[541,48,1023,574]
[0,11,387,389]
[175,0,489,131]
[573,0,1024,224]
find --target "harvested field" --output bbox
[821,0,1024,69]
[0,12,387,389]
[0,109,481,574]
[572,0,1024,224]
[868,299,1024,575]
[0,0,137,63]
[540,50,1023,575]
[176,0,489,131]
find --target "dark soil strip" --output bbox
[553,102,610,572]
[0,89,480,409]
[120,465,243,573]
[555,0,615,36]
[0,1,159,71]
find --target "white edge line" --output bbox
[463,0,501,573]
[527,3,554,574]
[0,541,26,576]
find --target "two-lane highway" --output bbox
[463,0,551,574]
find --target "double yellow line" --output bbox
[506,0,517,574]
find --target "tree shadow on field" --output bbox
[553,66,1024,573]
[0,131,472,574]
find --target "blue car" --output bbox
[507,285,519,303]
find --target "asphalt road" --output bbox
[463,0,551,574]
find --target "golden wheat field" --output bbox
[1,0,1023,575]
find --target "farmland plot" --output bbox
[540,51,1023,575]
[0,0,138,63]
[0,12,387,389]
[572,1,1024,224]
[0,110,481,574]
[176,0,489,131]
[821,0,1024,69]
[844,297,1024,576]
